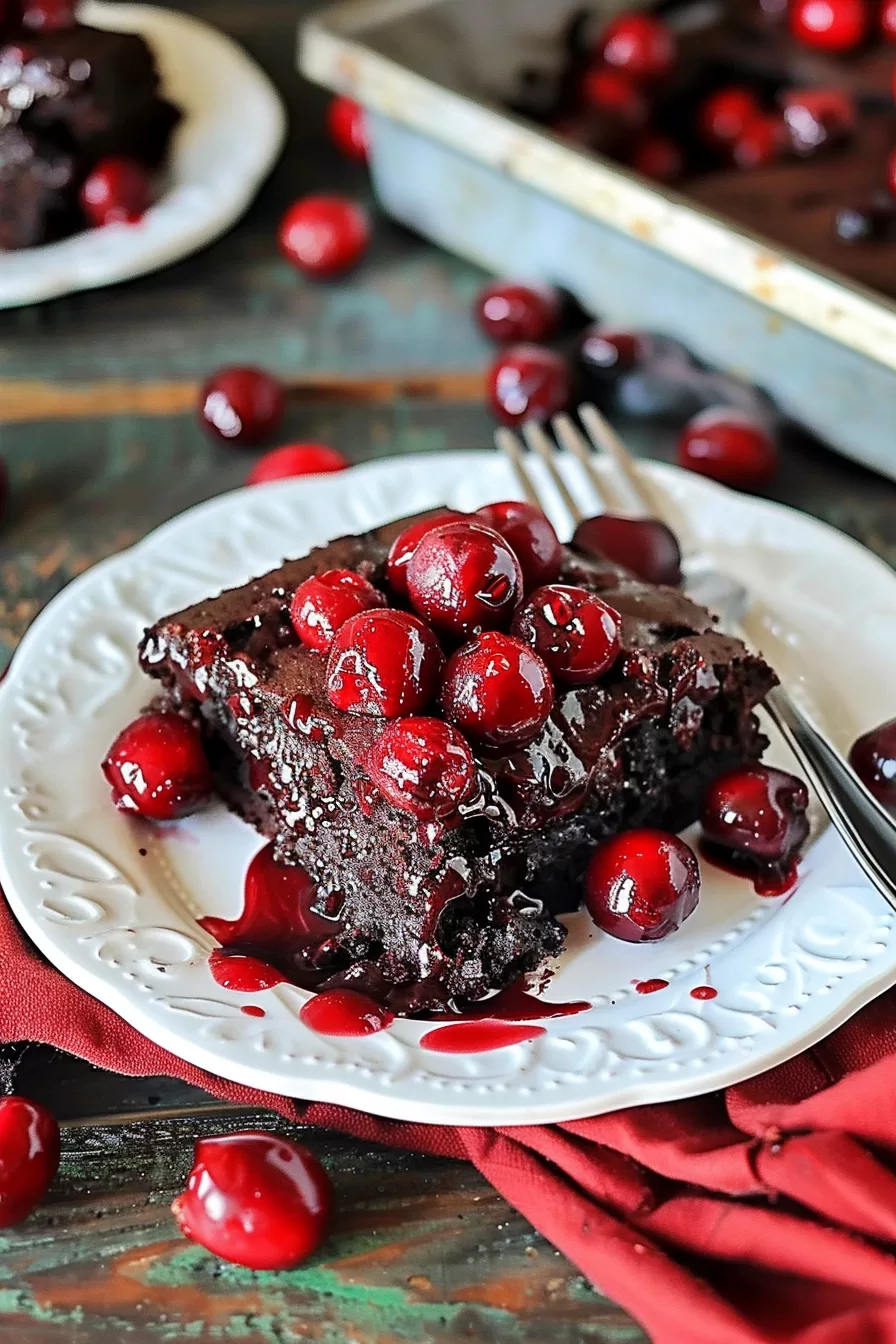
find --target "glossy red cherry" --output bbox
[630,134,684,183]
[732,115,785,169]
[474,501,563,588]
[290,569,386,652]
[701,765,810,864]
[102,712,213,821]
[326,609,443,717]
[487,345,571,426]
[782,88,856,156]
[172,1131,332,1271]
[327,95,369,161]
[573,514,682,586]
[790,0,869,49]
[474,281,561,345]
[597,13,676,83]
[678,408,778,490]
[385,510,469,597]
[512,585,622,686]
[440,632,554,749]
[883,0,896,38]
[578,327,640,376]
[849,718,896,817]
[407,521,522,641]
[367,716,477,820]
[585,829,700,942]
[246,443,348,485]
[580,68,649,128]
[278,195,370,277]
[698,86,763,149]
[0,1097,59,1227]
[21,0,76,29]
[199,366,286,446]
[79,157,154,227]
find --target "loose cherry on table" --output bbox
[406,521,523,640]
[573,513,683,587]
[487,344,571,426]
[278,195,370,278]
[440,631,554,749]
[475,501,563,588]
[172,1131,332,1271]
[790,0,869,49]
[701,765,810,865]
[512,585,622,686]
[102,711,213,821]
[199,366,286,446]
[782,89,856,157]
[79,158,154,228]
[849,718,896,818]
[731,115,786,170]
[0,1097,59,1228]
[21,0,76,29]
[580,67,648,129]
[474,281,561,345]
[385,510,469,597]
[678,407,778,491]
[246,443,348,485]
[367,715,477,820]
[327,95,369,161]
[596,12,676,83]
[290,569,386,652]
[585,828,701,942]
[698,86,764,150]
[630,134,684,184]
[326,608,443,717]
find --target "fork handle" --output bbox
[763,686,896,911]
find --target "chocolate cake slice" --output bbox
[139,512,776,1013]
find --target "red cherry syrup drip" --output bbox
[208,949,286,992]
[635,978,669,994]
[299,990,394,1037]
[429,978,589,1022]
[420,1022,547,1053]
[690,985,718,1000]
[699,841,800,897]
[240,1005,266,1018]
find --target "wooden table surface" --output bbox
[0,2,894,1339]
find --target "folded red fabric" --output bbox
[4,888,896,1344]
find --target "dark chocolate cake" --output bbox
[138,512,776,1013]
[0,10,179,249]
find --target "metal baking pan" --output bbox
[300,0,896,481]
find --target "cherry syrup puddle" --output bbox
[699,841,800,898]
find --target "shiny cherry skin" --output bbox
[678,408,778,490]
[172,1131,332,1271]
[290,569,386,652]
[102,712,213,821]
[246,443,348,485]
[698,86,763,149]
[79,157,153,227]
[327,95,369,160]
[21,0,76,29]
[474,281,561,345]
[326,609,443,717]
[367,716,477,820]
[597,13,676,83]
[385,510,469,597]
[440,632,553,750]
[407,521,523,640]
[849,718,896,818]
[630,134,684,183]
[580,67,648,128]
[578,327,640,376]
[573,514,682,586]
[0,1097,60,1227]
[278,195,370,277]
[512,585,622,686]
[783,88,856,156]
[701,765,810,864]
[883,0,896,38]
[790,0,869,49]
[732,115,785,169]
[475,501,562,588]
[199,366,286,446]
[487,345,571,426]
[585,829,700,942]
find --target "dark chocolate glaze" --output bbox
[139,512,776,1013]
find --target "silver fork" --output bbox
[495,404,896,913]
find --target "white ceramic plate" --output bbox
[0,1,286,308]
[1,451,894,1126]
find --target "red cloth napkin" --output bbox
[5,890,896,1344]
